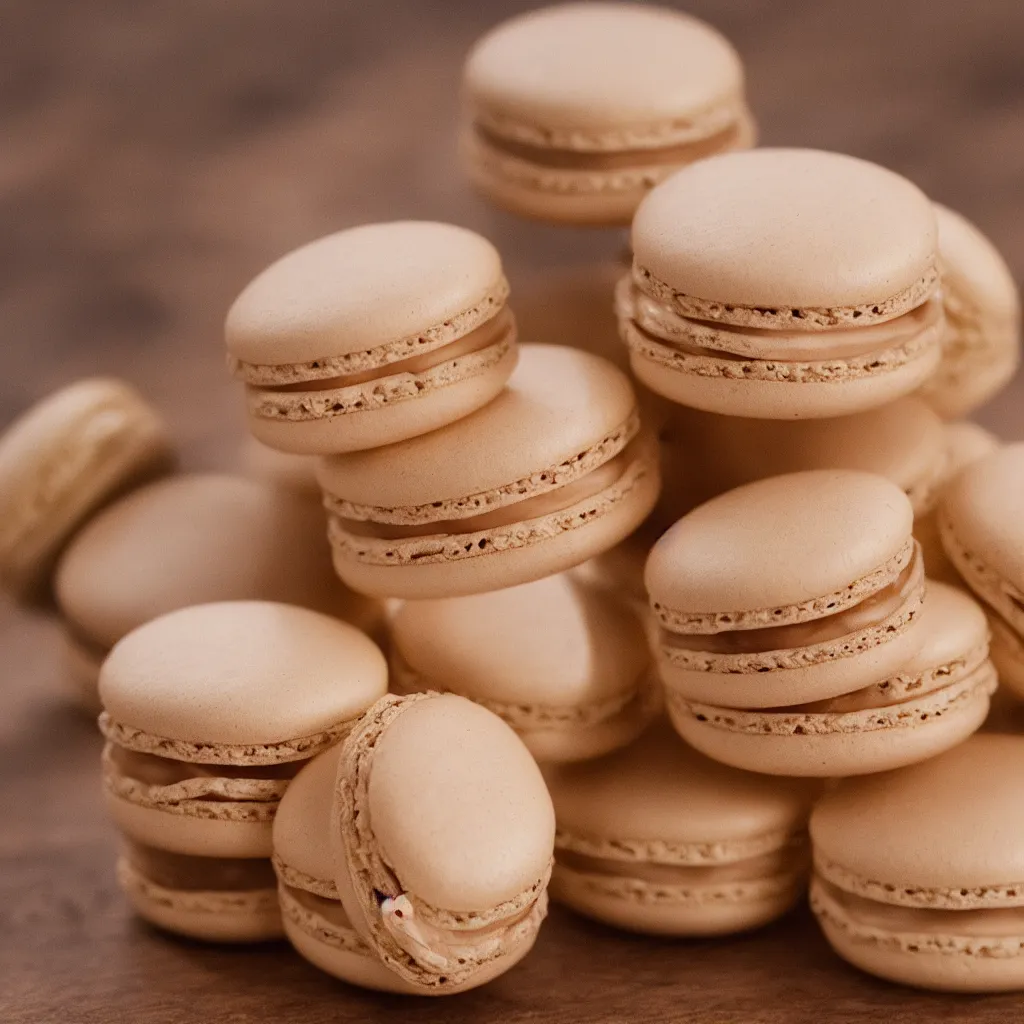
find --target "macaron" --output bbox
[318,344,660,599]
[0,378,174,601]
[620,149,943,418]
[239,436,319,496]
[544,723,818,935]
[390,574,658,762]
[669,582,995,777]
[332,692,555,994]
[990,614,1024,704]
[569,527,653,612]
[461,3,754,226]
[939,444,1024,645]
[810,734,1024,992]
[54,474,383,710]
[99,601,388,860]
[647,471,926,711]
[272,747,417,993]
[942,420,1001,475]
[116,840,282,943]
[226,221,518,455]
[919,204,1021,418]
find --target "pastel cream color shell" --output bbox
[921,203,1021,417]
[631,149,937,315]
[273,747,341,887]
[463,3,745,150]
[811,734,1024,895]
[645,470,914,622]
[317,344,636,509]
[99,601,387,748]
[225,221,505,366]
[55,474,380,649]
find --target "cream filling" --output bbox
[107,744,303,786]
[629,283,942,361]
[339,441,635,541]
[124,840,277,892]
[660,558,919,658]
[255,308,514,394]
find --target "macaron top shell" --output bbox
[353,694,555,911]
[547,724,816,851]
[225,222,505,367]
[464,3,744,149]
[631,149,937,314]
[391,574,648,706]
[55,474,368,648]
[811,734,1024,893]
[273,746,340,882]
[100,602,388,752]
[645,470,914,619]
[317,344,636,508]
[895,581,989,678]
[942,444,1024,591]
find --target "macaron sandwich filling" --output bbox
[273,859,370,958]
[231,286,516,427]
[336,695,552,990]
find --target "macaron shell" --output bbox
[631,149,937,312]
[99,601,388,748]
[225,222,505,366]
[272,746,341,883]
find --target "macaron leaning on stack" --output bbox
[99,601,388,942]
[461,2,754,226]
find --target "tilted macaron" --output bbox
[54,474,383,711]
[920,204,1021,418]
[461,2,753,225]
[273,748,418,993]
[226,222,518,455]
[810,734,1024,992]
[99,601,388,861]
[390,574,659,762]
[619,149,943,418]
[544,723,818,935]
[0,378,174,602]
[116,840,282,944]
[318,344,660,599]
[332,692,555,994]
[670,582,995,777]
[647,471,927,711]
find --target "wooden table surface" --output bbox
[2,1,1023,1021]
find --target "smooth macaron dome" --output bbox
[333,693,555,994]
[545,723,818,935]
[620,149,943,418]
[226,221,518,455]
[670,582,996,777]
[272,748,417,993]
[389,574,658,762]
[318,344,660,599]
[99,601,388,860]
[920,204,1021,418]
[116,840,282,943]
[647,470,927,710]
[462,2,753,225]
[810,734,1024,992]
[0,378,173,602]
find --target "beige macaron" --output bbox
[620,149,943,418]
[54,473,383,711]
[0,378,174,602]
[545,722,818,935]
[99,601,388,860]
[920,204,1021,418]
[319,344,660,599]
[648,471,927,711]
[116,840,282,944]
[226,222,518,455]
[810,734,1024,992]
[389,574,658,762]
[332,692,555,994]
[462,2,753,225]
[670,582,995,777]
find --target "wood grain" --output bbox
[1,1,1023,1020]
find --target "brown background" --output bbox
[2,1,1023,1021]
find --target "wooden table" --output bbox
[2,1,1023,1020]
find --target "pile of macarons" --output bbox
[3,0,1024,1000]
